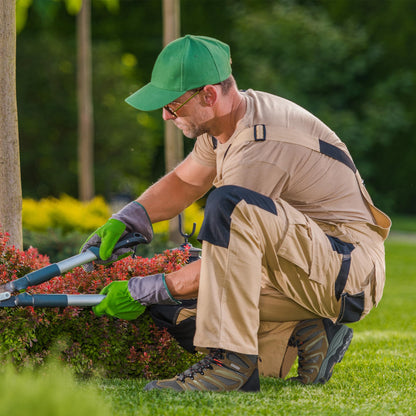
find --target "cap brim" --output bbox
[125,83,185,111]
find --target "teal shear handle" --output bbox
[0,233,146,294]
[0,293,106,308]
[3,250,98,293]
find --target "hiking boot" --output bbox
[144,349,260,392]
[288,318,353,384]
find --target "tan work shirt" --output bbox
[191,89,376,226]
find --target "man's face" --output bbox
[163,89,211,138]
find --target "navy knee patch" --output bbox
[198,185,277,248]
[326,236,355,301]
[148,300,197,354]
[338,292,365,324]
[326,235,364,324]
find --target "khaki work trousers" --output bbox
[193,186,386,377]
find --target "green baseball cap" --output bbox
[125,35,232,111]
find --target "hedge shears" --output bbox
[0,233,146,308]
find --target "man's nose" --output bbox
[162,107,176,121]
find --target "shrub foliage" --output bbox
[22,195,111,234]
[21,195,205,262]
[0,228,198,379]
[22,195,205,236]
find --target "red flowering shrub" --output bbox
[0,228,199,378]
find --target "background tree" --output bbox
[16,0,162,202]
[0,0,23,248]
[14,0,416,216]
[163,0,183,243]
[320,0,416,213]
[231,2,377,177]
[77,0,94,201]
[15,0,120,203]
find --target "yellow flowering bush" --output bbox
[23,195,205,236]
[22,195,111,234]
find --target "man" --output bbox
[82,35,391,392]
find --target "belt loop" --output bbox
[254,124,266,141]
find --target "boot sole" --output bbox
[314,325,353,384]
[144,369,260,392]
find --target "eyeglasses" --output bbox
[164,88,203,118]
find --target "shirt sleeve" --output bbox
[190,134,217,167]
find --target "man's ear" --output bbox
[200,85,218,107]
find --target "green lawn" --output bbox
[95,237,416,416]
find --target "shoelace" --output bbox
[177,349,224,382]
[289,335,308,362]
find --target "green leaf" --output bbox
[64,0,82,15]
[16,0,33,33]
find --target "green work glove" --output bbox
[80,201,153,271]
[82,218,128,261]
[87,218,127,260]
[93,280,146,321]
[80,219,131,272]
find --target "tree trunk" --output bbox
[77,0,94,201]
[163,0,183,244]
[0,0,23,249]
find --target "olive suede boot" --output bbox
[144,348,260,392]
[288,318,353,384]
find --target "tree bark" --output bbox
[77,0,94,201]
[163,0,183,244]
[0,0,23,248]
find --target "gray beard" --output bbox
[177,123,208,139]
